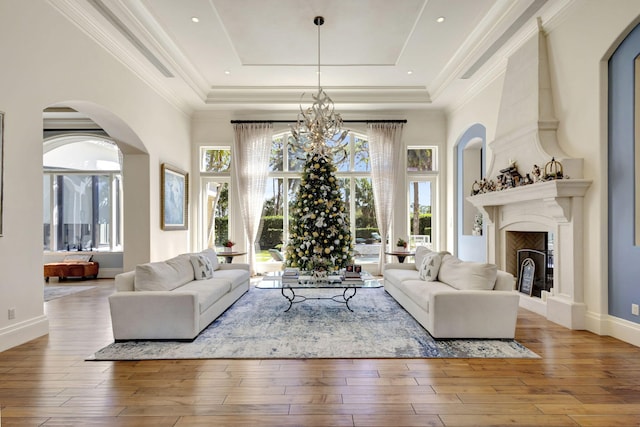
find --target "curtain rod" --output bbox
[230,119,407,124]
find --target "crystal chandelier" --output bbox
[291,16,348,156]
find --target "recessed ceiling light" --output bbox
[407,70,413,75]
[191,17,200,23]
[436,16,445,23]
[224,70,231,75]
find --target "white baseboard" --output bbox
[0,315,49,353]
[585,312,640,348]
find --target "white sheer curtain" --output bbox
[232,123,273,275]
[368,122,404,275]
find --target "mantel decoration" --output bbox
[470,158,568,196]
[284,16,353,273]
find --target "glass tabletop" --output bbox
[256,270,382,289]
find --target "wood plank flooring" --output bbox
[1,279,640,426]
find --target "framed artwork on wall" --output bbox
[161,163,188,230]
[0,111,4,237]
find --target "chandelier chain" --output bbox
[292,16,348,155]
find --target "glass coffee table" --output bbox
[257,271,382,312]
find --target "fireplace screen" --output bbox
[516,249,553,297]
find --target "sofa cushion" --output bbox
[383,268,420,287]
[418,252,442,281]
[200,248,220,271]
[180,280,232,314]
[414,246,432,271]
[190,254,214,280]
[437,254,497,291]
[134,254,194,291]
[395,279,453,313]
[211,269,251,290]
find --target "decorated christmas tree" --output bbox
[285,149,353,272]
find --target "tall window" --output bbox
[254,131,379,263]
[199,138,440,262]
[200,147,231,249]
[43,136,123,252]
[407,147,437,249]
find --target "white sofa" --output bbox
[384,248,519,339]
[109,249,250,341]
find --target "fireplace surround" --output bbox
[465,26,592,329]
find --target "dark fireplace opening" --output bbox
[506,231,554,298]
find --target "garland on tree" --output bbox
[285,150,353,271]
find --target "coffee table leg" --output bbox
[343,287,357,312]
[281,287,295,312]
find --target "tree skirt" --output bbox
[90,287,538,360]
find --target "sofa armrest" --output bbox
[108,291,199,340]
[384,263,417,271]
[494,270,516,291]
[429,290,520,339]
[114,270,135,292]
[218,263,249,272]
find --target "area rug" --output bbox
[90,287,538,360]
[44,285,96,302]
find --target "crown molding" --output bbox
[444,0,575,114]
[47,0,192,115]
[119,0,211,100]
[205,86,431,107]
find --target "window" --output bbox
[407,146,437,250]
[200,146,231,250]
[198,139,440,264]
[407,147,435,172]
[256,131,379,264]
[201,147,231,172]
[202,179,229,249]
[43,136,123,252]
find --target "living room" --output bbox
[2,0,640,423]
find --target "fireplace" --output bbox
[506,231,554,297]
[465,28,591,329]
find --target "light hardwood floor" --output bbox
[1,279,640,426]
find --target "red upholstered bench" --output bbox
[44,255,99,282]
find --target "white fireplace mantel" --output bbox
[465,179,592,330]
[467,179,592,223]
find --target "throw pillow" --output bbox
[418,252,442,281]
[437,254,497,290]
[190,254,214,280]
[413,246,432,271]
[200,248,220,271]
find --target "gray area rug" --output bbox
[91,287,539,360]
[44,285,96,302]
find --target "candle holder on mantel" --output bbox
[543,157,564,180]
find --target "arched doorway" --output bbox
[43,103,151,272]
[455,123,486,262]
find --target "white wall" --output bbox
[0,1,191,351]
[446,0,640,344]
[545,1,640,339]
